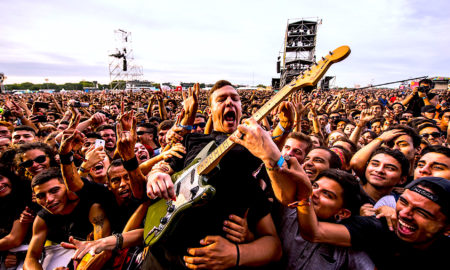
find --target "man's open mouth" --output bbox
[397,219,417,236]
[139,153,149,160]
[224,111,236,124]
[94,164,104,173]
[119,189,130,198]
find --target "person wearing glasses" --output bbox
[192,113,206,134]
[15,142,58,180]
[136,123,159,155]
[418,124,444,146]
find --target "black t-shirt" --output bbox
[341,215,449,269]
[76,178,143,233]
[146,131,272,269]
[37,198,96,243]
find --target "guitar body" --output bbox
[144,141,217,247]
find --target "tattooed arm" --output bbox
[89,203,111,240]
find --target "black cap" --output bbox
[421,105,436,113]
[406,177,450,218]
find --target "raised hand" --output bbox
[275,101,295,124]
[359,108,375,124]
[60,129,85,155]
[116,111,137,160]
[181,83,200,125]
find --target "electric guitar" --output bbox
[143,45,351,246]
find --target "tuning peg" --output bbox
[329,51,333,55]
[321,57,325,61]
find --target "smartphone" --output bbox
[73,101,90,108]
[94,139,105,149]
[35,102,49,109]
[138,107,145,113]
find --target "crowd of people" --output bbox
[0,78,449,270]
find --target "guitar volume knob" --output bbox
[167,205,175,213]
[160,217,168,224]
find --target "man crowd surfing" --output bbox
[0,78,449,270]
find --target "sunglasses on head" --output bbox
[20,155,47,168]
[421,132,441,139]
[193,122,206,129]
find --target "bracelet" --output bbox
[374,137,384,144]
[272,122,292,139]
[235,243,240,267]
[79,166,88,173]
[266,155,289,171]
[177,124,194,131]
[113,233,123,251]
[122,156,139,171]
[59,152,74,165]
[422,96,427,100]
[288,197,311,208]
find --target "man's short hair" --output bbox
[0,121,13,131]
[369,147,410,177]
[421,145,450,159]
[31,167,63,188]
[370,101,384,108]
[418,123,441,133]
[287,132,312,155]
[315,169,364,215]
[439,109,450,119]
[13,125,36,135]
[208,80,234,105]
[96,125,115,133]
[107,159,124,181]
[385,124,421,148]
[418,78,435,88]
[137,122,157,131]
[391,102,405,111]
[314,146,342,169]
[158,120,175,132]
[333,137,357,154]
[149,116,162,124]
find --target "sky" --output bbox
[1,0,449,88]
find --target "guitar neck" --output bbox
[197,83,298,175]
[196,45,351,175]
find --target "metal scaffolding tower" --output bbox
[274,18,321,89]
[108,29,143,90]
[0,73,5,94]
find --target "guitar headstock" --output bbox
[287,45,351,89]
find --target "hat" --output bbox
[405,177,450,217]
[421,105,436,113]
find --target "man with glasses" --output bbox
[136,123,158,154]
[192,113,206,134]
[418,124,443,146]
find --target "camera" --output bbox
[34,102,49,109]
[417,86,430,93]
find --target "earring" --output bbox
[334,215,341,222]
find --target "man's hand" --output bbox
[160,143,186,160]
[181,83,200,125]
[359,203,376,216]
[146,170,175,201]
[184,236,237,270]
[359,108,375,124]
[230,118,280,166]
[5,253,17,268]
[89,112,107,127]
[378,129,407,143]
[375,206,397,231]
[84,146,107,170]
[20,206,35,224]
[275,101,295,124]
[61,236,111,261]
[60,129,85,155]
[223,209,254,243]
[116,111,137,160]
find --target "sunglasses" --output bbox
[193,122,206,129]
[421,132,441,139]
[137,131,152,136]
[20,155,47,168]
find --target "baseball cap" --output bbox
[405,177,450,218]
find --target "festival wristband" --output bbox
[177,124,194,131]
[59,152,74,165]
[266,155,289,171]
[122,156,139,171]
